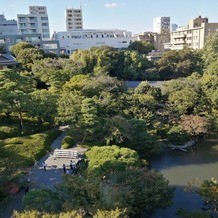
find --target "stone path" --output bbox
[0,130,87,218]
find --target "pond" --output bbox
[151,136,218,218]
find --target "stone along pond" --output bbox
[151,136,218,218]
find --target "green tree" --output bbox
[10,42,34,57]
[22,189,62,213]
[163,76,208,117]
[32,58,84,90]
[15,47,44,69]
[157,48,202,79]
[128,40,154,54]
[198,178,218,212]
[0,69,35,131]
[56,92,84,125]
[85,145,140,176]
[28,89,58,125]
[201,60,218,112]
[80,98,100,143]
[59,166,173,217]
[134,81,162,101]
[93,208,128,218]
[12,210,84,218]
[123,92,156,121]
[128,119,163,158]
[202,32,218,66]
[167,125,190,145]
[103,116,133,146]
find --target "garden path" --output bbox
[0,129,74,218]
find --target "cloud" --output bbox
[104,2,125,8]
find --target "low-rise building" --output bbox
[0,33,60,55]
[54,29,135,54]
[0,53,18,70]
[0,14,18,35]
[134,31,170,52]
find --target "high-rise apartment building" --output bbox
[17,6,50,39]
[153,17,170,34]
[65,6,83,31]
[0,14,18,35]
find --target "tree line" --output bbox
[1,33,218,217]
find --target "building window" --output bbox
[41,17,48,21]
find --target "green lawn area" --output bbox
[0,129,62,202]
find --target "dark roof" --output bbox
[0,53,18,66]
[125,81,164,89]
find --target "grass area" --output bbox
[0,129,62,202]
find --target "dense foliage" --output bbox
[2,32,218,216]
[56,146,174,217]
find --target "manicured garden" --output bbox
[0,115,61,203]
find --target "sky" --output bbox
[2,0,218,35]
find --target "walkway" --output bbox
[0,130,87,218]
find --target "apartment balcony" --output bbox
[18,16,26,21]
[172,34,186,39]
[28,18,38,22]
[172,40,185,45]
[29,24,38,28]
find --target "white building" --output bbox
[153,17,170,34]
[54,29,135,54]
[0,14,18,35]
[65,7,83,31]
[17,6,50,39]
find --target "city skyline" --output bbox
[2,0,218,35]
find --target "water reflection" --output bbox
[151,138,218,217]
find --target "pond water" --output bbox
[151,136,218,218]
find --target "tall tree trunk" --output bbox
[5,112,10,122]
[37,117,43,127]
[81,131,87,145]
[18,111,24,134]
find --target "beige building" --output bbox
[167,16,218,50]
[65,6,83,31]
[134,16,171,52]
[135,31,170,52]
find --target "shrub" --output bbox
[0,126,20,138]
[35,130,62,160]
[0,129,62,203]
[22,189,62,213]
[22,122,51,136]
[61,136,75,149]
[167,126,190,145]
[12,210,84,218]
[0,131,6,140]
[4,138,23,145]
